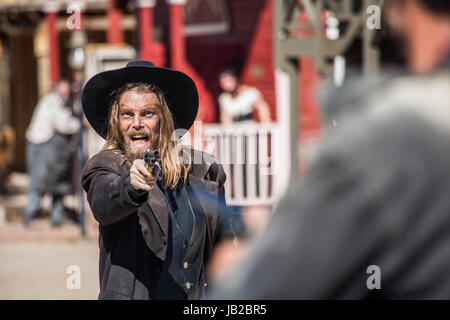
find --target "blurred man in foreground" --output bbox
[385,0,450,74]
[210,0,450,299]
[24,80,80,227]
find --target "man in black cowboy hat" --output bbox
[81,61,235,300]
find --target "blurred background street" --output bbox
[0,240,98,299]
[1,0,291,299]
[0,172,99,299]
[1,0,448,300]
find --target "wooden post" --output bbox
[107,0,123,44]
[138,0,156,61]
[167,0,187,69]
[43,1,60,84]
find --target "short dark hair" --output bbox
[417,0,450,16]
[219,67,238,79]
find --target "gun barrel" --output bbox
[144,149,160,174]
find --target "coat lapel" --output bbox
[188,174,218,199]
[147,183,169,238]
[135,183,169,261]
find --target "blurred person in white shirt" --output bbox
[24,80,80,227]
[218,68,271,124]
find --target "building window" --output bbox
[185,0,230,36]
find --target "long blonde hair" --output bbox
[103,82,190,189]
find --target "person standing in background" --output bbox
[218,68,272,124]
[217,68,272,224]
[24,80,80,227]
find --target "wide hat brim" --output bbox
[82,61,199,139]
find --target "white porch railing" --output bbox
[192,123,288,207]
[189,71,293,207]
[85,122,289,207]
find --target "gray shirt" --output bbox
[210,72,450,299]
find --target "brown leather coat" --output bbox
[82,148,228,299]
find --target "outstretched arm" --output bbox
[220,110,233,124]
[254,97,271,123]
[81,155,155,226]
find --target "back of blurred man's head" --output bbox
[385,0,450,74]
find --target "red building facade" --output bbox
[0,0,322,171]
[97,0,321,137]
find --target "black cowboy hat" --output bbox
[82,60,199,139]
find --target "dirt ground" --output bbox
[0,172,100,300]
[0,238,99,300]
[0,172,271,300]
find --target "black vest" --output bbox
[154,181,207,299]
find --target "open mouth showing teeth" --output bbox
[130,136,149,142]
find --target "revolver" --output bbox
[143,149,160,175]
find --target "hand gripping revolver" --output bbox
[143,149,161,175]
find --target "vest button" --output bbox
[186,282,191,289]
[183,261,188,269]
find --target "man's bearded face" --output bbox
[119,90,160,161]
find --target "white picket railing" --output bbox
[85,122,288,207]
[192,123,286,206]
